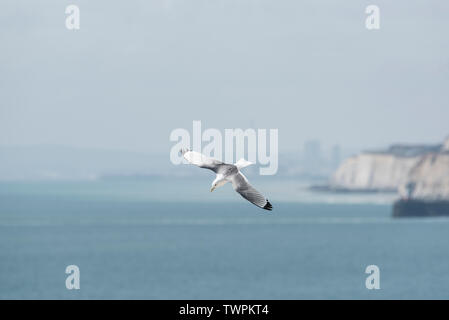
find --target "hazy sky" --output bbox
[1,0,448,153]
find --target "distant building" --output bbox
[330,145,341,170]
[302,140,324,176]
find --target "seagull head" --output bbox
[211,175,226,192]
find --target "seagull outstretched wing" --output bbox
[229,172,272,211]
[181,149,223,172]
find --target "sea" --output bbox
[1,177,449,299]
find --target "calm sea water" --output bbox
[1,178,449,299]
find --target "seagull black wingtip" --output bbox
[263,201,273,211]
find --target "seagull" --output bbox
[180,149,273,211]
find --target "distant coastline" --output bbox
[308,185,396,194]
[318,136,449,217]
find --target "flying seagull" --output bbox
[180,149,272,211]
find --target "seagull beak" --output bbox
[210,186,216,192]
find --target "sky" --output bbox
[1,0,448,154]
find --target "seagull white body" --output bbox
[180,149,273,211]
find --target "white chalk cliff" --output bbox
[331,153,420,191]
[330,137,449,200]
[398,138,449,200]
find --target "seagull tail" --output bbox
[235,158,253,170]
